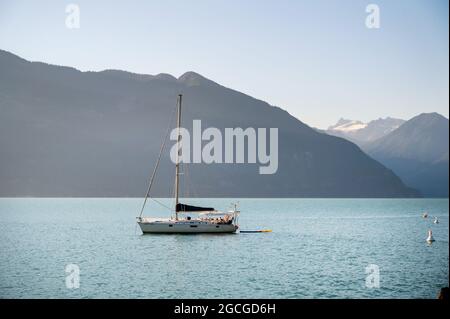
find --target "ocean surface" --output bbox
[0,198,448,299]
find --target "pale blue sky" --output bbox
[0,0,448,128]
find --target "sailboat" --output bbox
[136,94,240,234]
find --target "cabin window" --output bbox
[216,226,220,228]
[169,225,173,227]
[190,225,198,228]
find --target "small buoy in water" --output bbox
[426,229,435,243]
[434,217,439,224]
[422,212,428,218]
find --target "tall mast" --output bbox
[174,94,182,221]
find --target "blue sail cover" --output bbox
[176,203,215,212]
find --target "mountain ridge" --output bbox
[364,112,449,197]
[0,49,419,198]
[365,112,449,163]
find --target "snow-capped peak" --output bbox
[328,119,367,132]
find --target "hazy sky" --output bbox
[0,0,448,128]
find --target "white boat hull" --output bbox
[138,220,238,234]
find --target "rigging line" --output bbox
[184,159,198,199]
[150,198,173,211]
[169,145,177,218]
[181,161,184,198]
[138,104,176,218]
[175,131,184,207]
[184,161,189,198]
[172,160,177,211]
[186,161,196,198]
[171,183,176,219]
[187,163,199,198]
[183,160,188,199]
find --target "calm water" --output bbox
[0,198,448,299]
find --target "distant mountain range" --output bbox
[327,117,405,146]
[363,113,449,197]
[325,113,449,197]
[0,49,419,197]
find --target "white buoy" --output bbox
[434,217,439,224]
[426,229,435,243]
